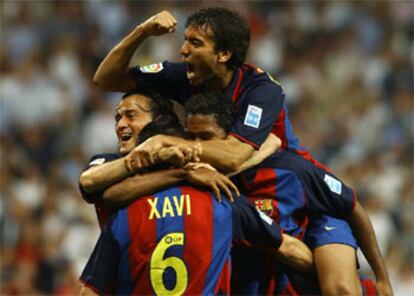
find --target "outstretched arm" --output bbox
[347,201,393,296]
[93,11,177,92]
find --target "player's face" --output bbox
[115,95,153,155]
[180,25,225,87]
[186,114,226,141]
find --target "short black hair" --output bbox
[137,114,186,144]
[184,91,235,133]
[122,91,176,120]
[186,7,250,69]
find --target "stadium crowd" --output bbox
[1,1,413,295]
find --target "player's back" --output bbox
[112,185,233,295]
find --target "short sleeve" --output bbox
[229,83,285,149]
[231,195,283,249]
[129,61,190,103]
[79,153,120,203]
[79,216,119,293]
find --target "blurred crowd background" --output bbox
[1,1,413,295]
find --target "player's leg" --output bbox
[314,244,362,295]
[306,215,362,296]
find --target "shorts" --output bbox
[305,214,358,250]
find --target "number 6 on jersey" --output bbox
[150,232,188,295]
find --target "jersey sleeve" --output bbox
[79,216,119,294]
[129,61,189,103]
[305,169,357,218]
[78,153,120,203]
[231,195,282,249]
[229,83,285,149]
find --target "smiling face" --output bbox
[186,113,227,141]
[115,94,153,155]
[180,25,231,89]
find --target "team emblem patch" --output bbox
[324,174,342,194]
[89,158,106,166]
[139,63,163,73]
[244,105,262,128]
[254,199,274,217]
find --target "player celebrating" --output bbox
[182,92,393,296]
[79,120,314,296]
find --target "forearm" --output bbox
[79,158,132,193]
[276,234,315,273]
[157,135,254,174]
[102,168,186,207]
[93,25,148,91]
[348,202,391,282]
[229,134,280,176]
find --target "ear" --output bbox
[217,50,232,63]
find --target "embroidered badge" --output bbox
[254,199,274,217]
[89,158,106,166]
[244,105,262,128]
[324,174,342,195]
[139,63,164,73]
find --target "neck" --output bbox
[205,67,235,91]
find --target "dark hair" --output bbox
[122,91,176,120]
[137,114,186,144]
[186,7,250,69]
[184,91,235,133]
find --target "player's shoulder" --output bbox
[137,61,186,74]
[242,64,283,88]
[87,153,121,166]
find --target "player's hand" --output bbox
[184,165,240,202]
[139,10,177,37]
[157,144,202,167]
[125,137,164,172]
[376,280,393,296]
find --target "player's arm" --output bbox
[232,198,314,273]
[103,165,239,207]
[93,11,177,92]
[276,234,314,274]
[126,134,256,174]
[347,201,393,296]
[79,157,133,194]
[229,133,281,176]
[79,286,98,296]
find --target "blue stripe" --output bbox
[204,198,233,295]
[154,187,185,291]
[274,168,305,236]
[111,208,135,295]
[283,106,301,149]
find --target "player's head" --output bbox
[137,114,186,144]
[115,91,175,155]
[180,7,250,86]
[184,91,235,141]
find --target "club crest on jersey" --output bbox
[324,174,342,195]
[244,105,262,128]
[139,63,163,73]
[254,199,273,217]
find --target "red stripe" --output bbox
[129,198,156,295]
[360,278,377,296]
[280,281,300,296]
[228,132,260,150]
[181,186,213,295]
[214,258,231,295]
[231,69,244,102]
[271,108,288,150]
[293,148,333,173]
[249,168,279,223]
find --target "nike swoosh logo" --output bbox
[325,226,336,231]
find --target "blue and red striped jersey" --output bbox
[129,62,301,151]
[80,185,282,295]
[79,153,121,228]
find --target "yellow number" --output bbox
[150,232,188,296]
